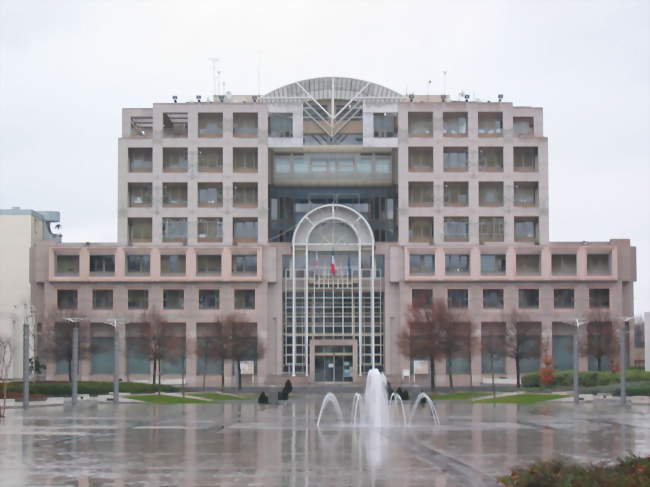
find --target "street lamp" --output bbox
[63,317,82,406]
[103,318,124,404]
[571,319,588,405]
[618,316,635,406]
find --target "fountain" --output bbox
[316,368,440,428]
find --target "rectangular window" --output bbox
[514,217,539,243]
[92,290,113,309]
[445,254,470,275]
[516,254,541,275]
[514,147,538,171]
[162,183,188,207]
[589,289,610,308]
[518,289,539,308]
[478,112,503,136]
[408,182,433,207]
[233,182,258,206]
[89,255,115,274]
[478,147,503,171]
[163,112,188,137]
[444,182,468,206]
[443,112,467,136]
[443,147,468,171]
[408,112,433,137]
[552,254,577,276]
[57,289,77,310]
[408,147,433,171]
[128,218,152,243]
[373,113,397,137]
[128,148,152,172]
[447,289,468,308]
[233,113,258,137]
[481,254,506,274]
[198,148,223,172]
[128,183,152,207]
[233,218,258,242]
[483,289,504,309]
[232,255,257,274]
[479,182,503,206]
[235,289,255,309]
[197,254,221,274]
[482,323,506,373]
[198,183,222,207]
[199,290,220,309]
[479,217,504,242]
[198,113,223,137]
[56,255,79,276]
[233,148,258,172]
[514,117,534,136]
[163,148,188,172]
[409,217,433,243]
[514,182,538,206]
[554,289,574,309]
[196,324,224,375]
[412,289,433,307]
[163,289,184,309]
[161,254,186,275]
[128,290,148,309]
[444,217,469,242]
[198,217,223,242]
[409,254,435,275]
[162,218,187,242]
[587,253,610,275]
[126,254,150,274]
[269,113,293,137]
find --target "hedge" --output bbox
[522,369,650,389]
[5,381,177,396]
[612,383,650,397]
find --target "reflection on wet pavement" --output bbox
[0,396,648,486]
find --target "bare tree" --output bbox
[399,299,458,391]
[482,323,506,398]
[196,325,226,390]
[39,309,89,382]
[219,313,265,390]
[0,337,13,418]
[438,317,470,390]
[139,308,167,393]
[503,309,540,388]
[582,310,617,372]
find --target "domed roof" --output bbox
[263,76,402,101]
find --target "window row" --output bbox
[128,147,257,173]
[373,112,534,138]
[408,252,611,276]
[55,253,257,277]
[56,288,256,311]
[128,182,257,208]
[131,112,293,139]
[408,181,538,207]
[408,146,539,172]
[408,216,539,243]
[411,287,611,310]
[128,217,258,244]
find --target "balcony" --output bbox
[128,183,152,207]
[444,182,468,206]
[514,117,534,137]
[478,112,503,136]
[198,113,223,138]
[233,113,258,138]
[408,182,433,207]
[163,112,188,138]
[129,116,152,138]
[128,148,152,173]
[514,182,539,207]
[198,148,223,172]
[373,113,397,137]
[408,147,433,172]
[163,148,188,172]
[514,147,538,172]
[443,113,467,136]
[479,182,504,206]
[162,183,188,207]
[443,147,468,172]
[408,112,433,137]
[479,147,503,172]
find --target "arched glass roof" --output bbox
[263,77,402,102]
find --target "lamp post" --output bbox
[63,318,82,406]
[618,316,634,406]
[22,321,29,409]
[103,319,124,404]
[572,319,587,405]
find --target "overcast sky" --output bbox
[0,0,648,313]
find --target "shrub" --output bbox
[282,379,293,395]
[395,387,410,401]
[497,455,650,487]
[539,355,555,387]
[6,381,177,396]
[521,372,540,388]
[612,384,650,396]
[578,371,599,387]
[258,392,269,404]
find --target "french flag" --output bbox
[330,255,336,276]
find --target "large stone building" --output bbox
[31,77,636,386]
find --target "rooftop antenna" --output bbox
[442,70,447,99]
[427,80,431,102]
[257,51,261,97]
[209,57,220,100]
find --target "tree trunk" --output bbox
[429,356,436,391]
[202,370,206,391]
[237,360,242,390]
[490,354,496,398]
[157,360,162,395]
[468,343,473,390]
[447,358,454,390]
[1,381,6,418]
[221,367,225,391]
[515,356,521,388]
[152,358,157,385]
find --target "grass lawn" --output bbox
[429,392,492,401]
[475,393,568,404]
[129,394,210,405]
[191,392,250,401]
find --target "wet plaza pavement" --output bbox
[0,395,648,486]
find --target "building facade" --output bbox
[0,208,61,378]
[32,77,636,386]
